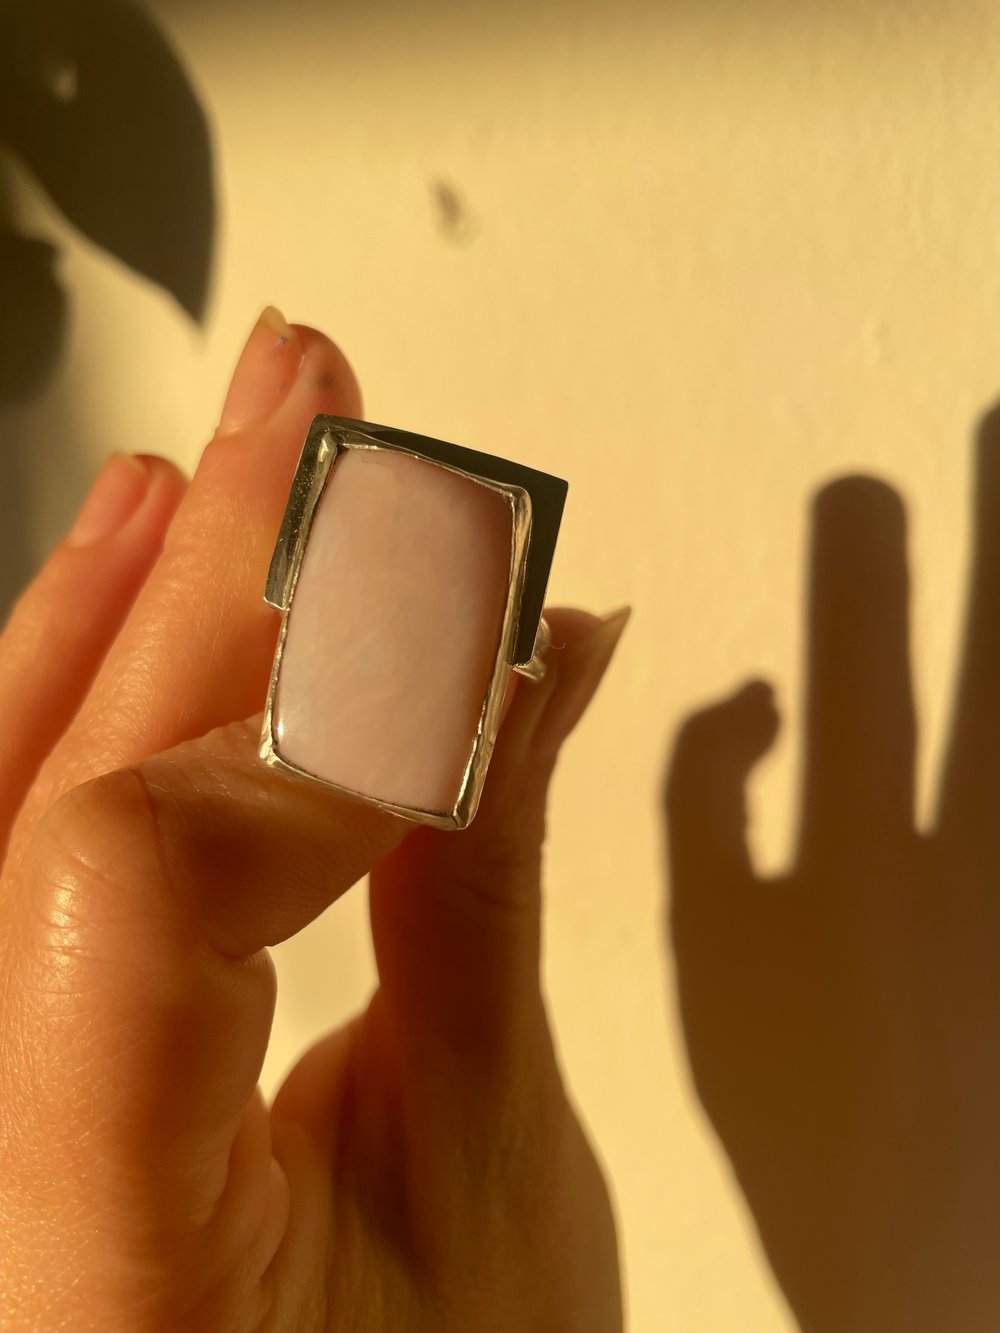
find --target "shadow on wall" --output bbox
[664,406,1000,1332]
[0,0,213,613]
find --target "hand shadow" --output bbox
[665,407,1000,1332]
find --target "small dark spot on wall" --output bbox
[430,177,478,247]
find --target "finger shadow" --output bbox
[664,426,1000,1331]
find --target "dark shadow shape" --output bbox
[0,0,214,615]
[0,0,213,405]
[0,213,65,607]
[665,406,1000,1331]
[0,0,214,338]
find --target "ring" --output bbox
[259,415,567,830]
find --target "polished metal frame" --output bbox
[259,416,560,830]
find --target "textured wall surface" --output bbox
[6,2,1000,1326]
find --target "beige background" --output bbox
[6,2,1000,1327]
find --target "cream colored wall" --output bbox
[8,1,1000,1326]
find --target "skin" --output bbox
[0,322,623,1331]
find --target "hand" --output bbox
[0,310,624,1332]
[666,447,1000,1333]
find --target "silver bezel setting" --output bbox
[259,419,536,830]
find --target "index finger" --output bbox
[12,312,361,850]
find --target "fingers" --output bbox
[665,680,778,898]
[363,606,630,1079]
[39,716,408,961]
[14,311,361,849]
[2,716,405,1258]
[938,406,1000,843]
[797,477,916,870]
[0,452,185,856]
[5,605,625,1244]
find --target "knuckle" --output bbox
[26,768,169,953]
[33,768,159,889]
[451,833,543,916]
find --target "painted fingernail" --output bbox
[533,606,632,751]
[217,306,303,435]
[65,453,151,548]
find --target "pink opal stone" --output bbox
[273,446,514,815]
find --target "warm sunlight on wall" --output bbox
[8,1,1000,1326]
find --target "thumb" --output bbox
[368,605,631,1070]
[2,719,407,1274]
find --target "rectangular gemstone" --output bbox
[272,445,514,816]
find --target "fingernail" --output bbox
[533,605,632,751]
[572,605,632,670]
[65,453,151,548]
[217,306,303,435]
